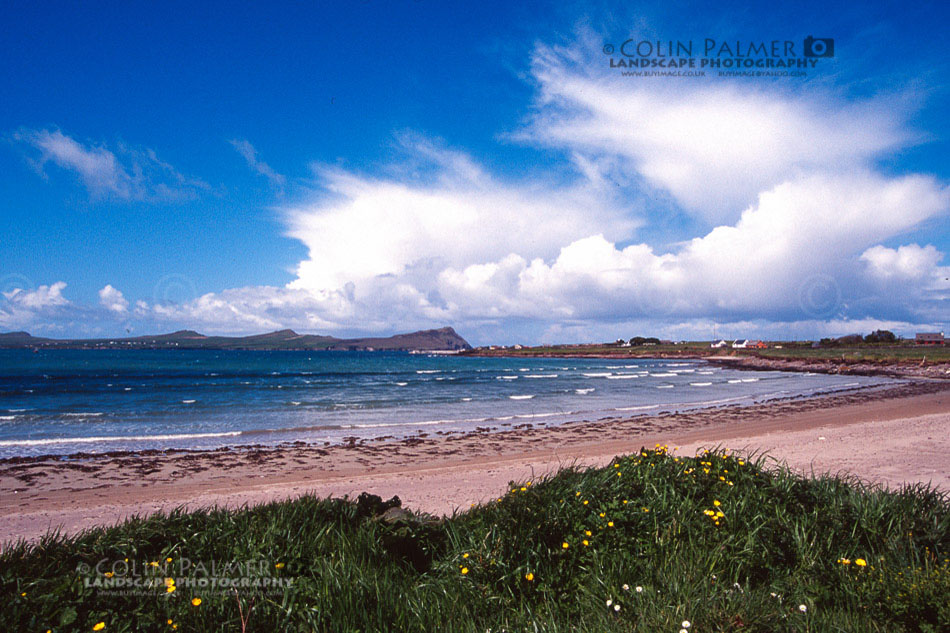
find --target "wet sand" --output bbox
[1,381,947,545]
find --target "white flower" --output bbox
[606,599,613,607]
[635,586,643,593]
[682,621,691,629]
[622,584,630,591]
[680,630,688,633]
[799,604,808,613]
[613,604,620,612]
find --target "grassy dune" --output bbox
[3,447,948,632]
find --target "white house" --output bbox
[710,339,729,348]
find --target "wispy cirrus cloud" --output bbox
[229,139,286,192]
[521,35,919,225]
[12,128,209,202]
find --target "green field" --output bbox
[3,448,948,632]
[471,342,950,363]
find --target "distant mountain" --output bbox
[0,327,471,352]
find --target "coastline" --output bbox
[1,379,947,544]
[466,349,950,380]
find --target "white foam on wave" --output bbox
[607,374,639,380]
[728,379,743,383]
[656,384,675,389]
[741,378,759,383]
[690,382,713,387]
[290,401,302,406]
[509,395,535,400]
[461,397,472,401]
[395,382,408,386]
[651,372,678,377]
[583,372,612,377]
[0,415,17,421]
[525,374,558,378]
[0,431,243,447]
[615,404,659,412]
[181,399,197,404]
[497,375,518,380]
[62,412,105,417]
[575,388,595,395]
[416,370,441,374]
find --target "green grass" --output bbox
[472,342,950,363]
[3,448,949,632]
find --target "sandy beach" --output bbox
[1,380,947,545]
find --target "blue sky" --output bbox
[1,0,948,344]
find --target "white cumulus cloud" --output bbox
[98,285,130,314]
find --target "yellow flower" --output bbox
[599,512,605,518]
[461,567,469,575]
[622,500,628,504]
[585,530,592,536]
[20,592,26,597]
[576,491,581,496]
[713,500,721,507]
[192,598,202,606]
[462,552,469,559]
[166,557,173,563]
[525,572,534,581]
[614,463,620,468]
[856,558,867,567]
[165,578,175,587]
[166,585,176,594]
[583,539,589,546]
[167,620,173,626]
[93,624,106,631]
[583,500,589,505]
[562,542,569,549]
[104,572,114,578]
[275,562,285,569]
[149,561,159,568]
[607,521,614,527]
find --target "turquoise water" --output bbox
[0,350,891,457]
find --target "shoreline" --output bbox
[1,379,947,544]
[0,358,897,465]
[466,350,950,380]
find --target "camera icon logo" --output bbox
[804,36,834,58]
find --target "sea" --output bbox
[0,350,895,458]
